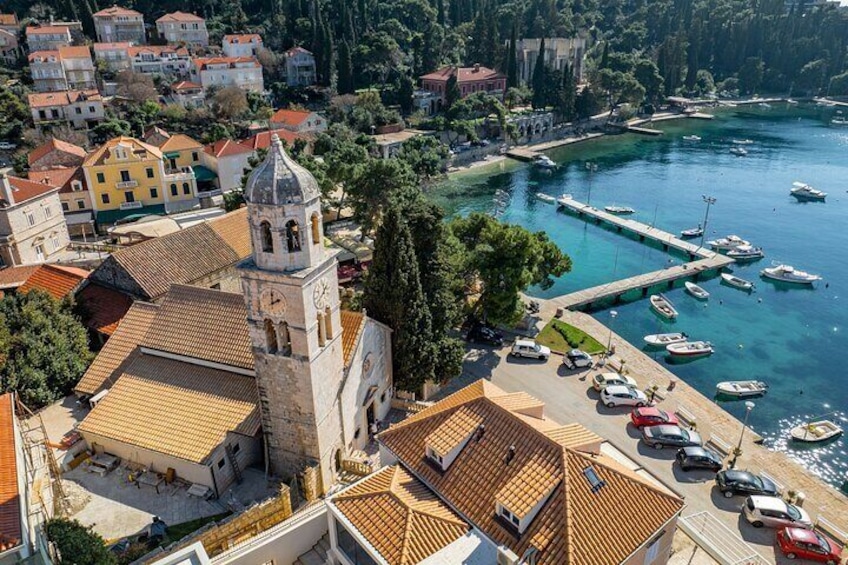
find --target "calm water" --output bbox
[433,107,848,489]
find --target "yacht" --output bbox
[680,225,703,238]
[533,155,557,169]
[721,273,755,291]
[708,235,750,251]
[726,245,765,261]
[535,193,556,204]
[730,147,748,156]
[790,182,827,202]
[556,194,573,206]
[832,117,848,126]
[604,205,635,215]
[761,264,821,285]
[732,139,754,145]
[682,135,701,141]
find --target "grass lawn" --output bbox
[536,319,606,355]
[165,512,230,542]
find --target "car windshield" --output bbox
[814,532,829,550]
[786,504,801,520]
[680,429,689,441]
[750,475,763,489]
[657,410,669,421]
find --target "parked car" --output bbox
[715,470,780,499]
[0,142,17,150]
[630,407,680,428]
[565,349,593,368]
[777,527,843,564]
[743,496,812,529]
[641,425,702,449]
[675,446,723,472]
[510,339,550,360]
[592,372,637,392]
[600,385,648,408]
[466,323,504,346]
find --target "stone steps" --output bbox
[294,533,330,565]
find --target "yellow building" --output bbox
[158,134,218,194]
[82,136,198,230]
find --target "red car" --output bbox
[777,527,843,564]
[630,406,680,428]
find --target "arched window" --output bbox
[317,313,326,347]
[278,322,291,355]
[285,220,301,253]
[310,213,321,244]
[264,319,277,353]
[260,221,273,253]
[324,306,333,339]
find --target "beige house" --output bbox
[155,12,208,47]
[0,173,70,267]
[190,56,264,93]
[93,6,145,45]
[25,24,71,51]
[28,89,104,129]
[93,42,131,71]
[515,37,587,85]
[221,34,262,58]
[28,46,95,93]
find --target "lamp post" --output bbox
[698,195,716,250]
[731,400,755,468]
[606,310,618,358]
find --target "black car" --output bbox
[715,469,780,499]
[466,323,504,346]
[675,446,723,472]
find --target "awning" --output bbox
[95,204,166,228]
[163,151,180,159]
[64,211,95,226]
[193,165,218,182]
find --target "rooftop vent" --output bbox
[475,423,485,442]
[582,465,606,493]
[505,445,516,465]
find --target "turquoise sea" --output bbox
[433,107,848,489]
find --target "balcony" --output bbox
[116,179,138,189]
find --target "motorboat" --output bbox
[556,194,573,206]
[721,273,755,291]
[730,147,748,156]
[761,264,821,285]
[726,245,765,261]
[684,281,710,300]
[790,420,844,443]
[533,155,557,169]
[790,182,827,202]
[716,380,768,398]
[682,135,701,141]
[680,226,703,238]
[666,341,714,357]
[650,293,678,320]
[832,117,848,126]
[644,332,688,347]
[536,192,556,204]
[604,205,635,215]
[732,139,754,145]
[708,235,750,251]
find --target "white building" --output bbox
[0,28,19,66]
[93,42,131,71]
[155,11,208,47]
[268,109,326,134]
[0,172,70,266]
[190,57,264,93]
[25,24,71,52]
[203,138,253,193]
[515,36,587,85]
[28,45,95,93]
[282,46,316,86]
[222,34,262,58]
[128,45,191,77]
[28,89,104,129]
[171,80,205,108]
[93,5,145,44]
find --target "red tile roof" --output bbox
[285,46,312,57]
[28,137,87,166]
[0,14,18,26]
[27,167,81,193]
[192,56,259,70]
[420,65,506,83]
[76,282,134,336]
[0,266,39,290]
[57,45,92,59]
[222,34,261,44]
[26,25,71,35]
[27,89,102,109]
[94,6,142,17]
[127,45,188,57]
[2,175,60,207]
[156,11,204,23]
[270,109,312,127]
[19,264,88,300]
[205,138,252,158]
[171,80,203,92]
[243,128,304,150]
[93,42,130,51]
[0,393,21,553]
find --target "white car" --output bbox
[592,372,638,392]
[0,142,17,150]
[600,385,648,408]
[565,349,593,368]
[743,496,812,529]
[510,339,551,360]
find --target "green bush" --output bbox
[44,518,116,565]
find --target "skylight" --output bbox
[582,466,606,493]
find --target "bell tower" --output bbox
[238,135,344,490]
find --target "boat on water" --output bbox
[666,341,714,357]
[650,294,678,320]
[732,139,754,145]
[790,182,827,201]
[730,147,748,156]
[721,273,755,291]
[680,225,703,238]
[786,99,799,105]
[533,155,557,169]
[761,264,821,285]
[790,420,844,443]
[604,205,635,215]
[555,194,572,206]
[726,244,765,261]
[708,235,750,251]
[644,332,688,347]
[716,380,768,398]
[682,135,701,141]
[758,102,772,109]
[832,117,848,126]
[684,281,710,300]
[535,192,556,204]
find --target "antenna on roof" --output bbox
[582,466,606,493]
[505,445,516,465]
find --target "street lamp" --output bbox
[698,195,716,250]
[606,310,618,358]
[731,400,755,468]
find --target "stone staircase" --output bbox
[294,533,331,565]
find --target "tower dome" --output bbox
[244,134,320,206]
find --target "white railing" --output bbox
[119,201,143,210]
[679,511,769,565]
[115,179,138,189]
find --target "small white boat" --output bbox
[604,205,635,215]
[556,194,572,206]
[730,147,748,156]
[666,341,714,357]
[790,420,844,443]
[759,102,772,109]
[536,192,556,204]
[650,293,678,320]
[708,235,750,251]
[684,281,710,300]
[721,273,755,291]
[680,225,703,238]
[732,139,754,145]
[726,245,765,261]
[682,135,701,141]
[644,332,688,347]
[790,182,827,202]
[832,117,848,126]
[716,380,768,398]
[761,264,821,285]
[786,99,799,105]
[533,155,557,169]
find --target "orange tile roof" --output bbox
[26,25,71,35]
[205,138,252,158]
[193,56,259,69]
[420,65,505,83]
[19,264,88,299]
[0,266,39,290]
[82,136,162,168]
[28,167,81,193]
[332,465,468,565]
[243,128,304,151]
[270,109,311,127]
[0,14,18,26]
[78,354,260,463]
[156,11,204,23]
[172,80,203,92]
[141,285,253,370]
[28,89,102,109]
[159,133,203,152]
[58,45,92,59]
[222,34,262,44]
[1,175,59,207]
[94,6,142,17]
[93,42,130,51]
[76,282,134,336]
[285,46,312,57]
[379,380,684,565]
[425,405,483,456]
[0,393,21,553]
[127,45,188,57]
[207,207,251,257]
[74,302,158,396]
[340,310,365,367]
[28,137,86,166]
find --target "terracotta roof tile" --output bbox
[333,465,468,565]
[57,45,92,59]
[27,167,80,192]
[192,56,259,70]
[26,25,71,35]
[0,393,21,552]
[78,355,260,463]
[76,282,134,336]
[172,80,203,92]
[74,302,158,396]
[222,34,262,44]
[420,65,505,83]
[1,175,60,207]
[205,138,252,158]
[83,136,161,168]
[93,42,131,51]
[243,128,304,151]
[0,266,39,290]
[0,15,18,26]
[141,285,253,370]
[156,11,204,23]
[94,6,142,17]
[28,137,86,167]
[285,46,312,57]
[127,45,188,57]
[425,406,482,456]
[340,310,365,367]
[19,264,88,299]
[28,89,102,109]
[158,133,203,152]
[270,109,311,127]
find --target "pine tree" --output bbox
[437,0,446,27]
[506,24,518,88]
[337,40,354,94]
[531,37,547,109]
[321,11,334,86]
[558,62,576,121]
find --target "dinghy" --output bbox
[790,420,843,443]
[721,273,755,291]
[644,333,688,347]
[650,294,678,320]
[684,281,710,300]
[666,341,714,357]
[716,380,768,398]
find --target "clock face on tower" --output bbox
[259,288,286,314]
[313,277,330,309]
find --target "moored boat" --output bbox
[832,117,848,126]
[721,273,755,291]
[790,420,844,443]
[726,245,765,261]
[790,182,827,202]
[716,380,768,398]
[604,205,635,215]
[644,332,688,347]
[533,155,557,169]
[684,281,710,300]
[650,294,678,320]
[732,138,754,145]
[730,147,748,156]
[708,235,750,251]
[666,341,714,357]
[680,225,703,238]
[682,135,701,141]
[761,264,821,285]
[536,192,556,204]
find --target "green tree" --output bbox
[44,518,116,565]
[398,74,415,115]
[557,62,577,121]
[633,59,665,105]
[92,119,132,143]
[323,131,370,216]
[738,57,765,94]
[396,135,449,181]
[347,158,418,236]
[445,72,461,111]
[531,37,547,109]
[337,40,355,95]
[506,25,518,89]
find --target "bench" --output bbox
[675,405,698,429]
[706,434,732,457]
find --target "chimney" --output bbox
[505,445,516,465]
[473,62,481,73]
[0,172,14,207]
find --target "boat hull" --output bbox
[684,282,710,300]
[650,295,678,320]
[790,421,844,443]
[761,271,819,285]
[720,274,754,291]
[644,333,687,347]
[666,342,713,357]
[716,381,768,398]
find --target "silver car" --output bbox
[600,385,648,408]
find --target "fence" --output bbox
[679,512,769,565]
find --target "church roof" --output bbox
[244,134,319,206]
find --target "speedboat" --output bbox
[761,264,821,285]
[708,235,750,251]
[680,226,703,238]
[533,155,557,169]
[732,139,754,145]
[684,281,710,300]
[650,293,678,320]
[682,135,701,141]
[730,147,748,156]
[644,332,688,347]
[726,245,765,261]
[536,192,556,204]
[666,341,714,357]
[604,205,635,215]
[556,194,572,206]
[790,420,843,443]
[790,182,827,202]
[716,380,768,398]
[721,273,755,291]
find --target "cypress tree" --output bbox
[437,0,446,27]
[321,11,334,86]
[531,37,546,109]
[559,62,576,121]
[506,24,518,88]
[337,39,354,94]
[445,72,460,110]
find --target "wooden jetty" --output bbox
[506,147,543,161]
[607,122,663,136]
